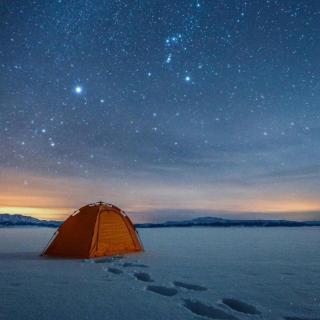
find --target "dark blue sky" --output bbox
[1,1,320,221]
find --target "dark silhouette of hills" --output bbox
[135,216,320,227]
[0,214,60,227]
[1,213,319,228]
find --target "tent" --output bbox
[42,202,143,258]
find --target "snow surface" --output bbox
[0,227,319,320]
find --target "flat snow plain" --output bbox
[0,227,319,320]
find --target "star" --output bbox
[74,86,83,94]
[1,0,319,224]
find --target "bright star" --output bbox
[185,76,191,82]
[74,86,83,94]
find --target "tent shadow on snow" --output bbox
[41,202,144,259]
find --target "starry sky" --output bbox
[1,0,320,222]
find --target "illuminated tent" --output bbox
[42,202,143,258]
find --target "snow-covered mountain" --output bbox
[0,214,61,227]
[136,216,320,228]
[1,213,319,228]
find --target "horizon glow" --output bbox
[1,1,320,222]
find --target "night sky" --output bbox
[1,1,320,222]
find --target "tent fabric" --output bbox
[42,202,143,258]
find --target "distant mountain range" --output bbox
[135,216,320,228]
[0,214,61,227]
[1,213,320,228]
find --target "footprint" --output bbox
[183,299,238,320]
[107,267,123,275]
[133,272,154,282]
[147,285,178,297]
[222,298,260,315]
[173,281,207,291]
[122,262,148,268]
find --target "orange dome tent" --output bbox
[42,202,143,258]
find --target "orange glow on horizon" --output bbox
[0,206,72,221]
[1,201,320,222]
[1,168,320,222]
